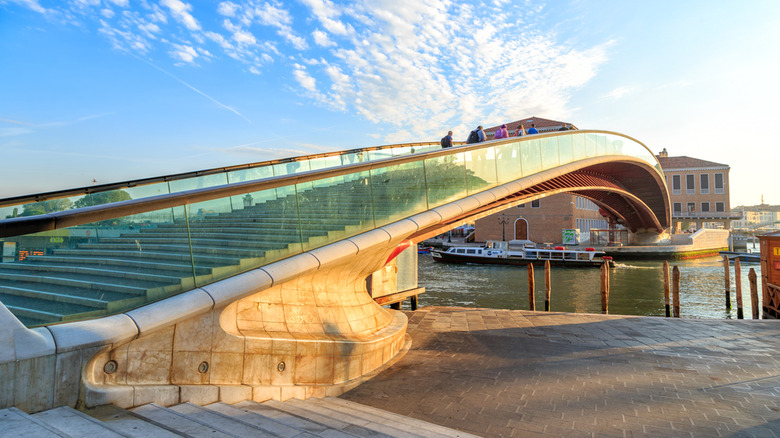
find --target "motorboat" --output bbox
[430,240,613,267]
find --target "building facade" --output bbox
[656,149,740,231]
[483,116,576,140]
[474,194,607,245]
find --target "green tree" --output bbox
[19,199,74,217]
[73,190,132,209]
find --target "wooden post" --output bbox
[410,294,419,311]
[544,260,551,311]
[600,262,609,314]
[723,255,731,309]
[663,261,671,317]
[527,263,536,311]
[672,265,680,317]
[735,259,743,319]
[749,268,759,319]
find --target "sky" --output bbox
[1,0,778,207]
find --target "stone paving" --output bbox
[341,307,780,437]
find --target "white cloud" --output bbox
[161,0,200,31]
[312,29,335,47]
[217,1,239,17]
[293,64,318,92]
[170,43,198,63]
[603,86,633,100]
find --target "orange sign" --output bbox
[775,248,780,256]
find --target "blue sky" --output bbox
[1,0,778,206]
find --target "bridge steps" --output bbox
[1,398,478,437]
[0,177,389,326]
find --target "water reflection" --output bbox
[417,255,761,319]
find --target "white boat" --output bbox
[430,240,613,267]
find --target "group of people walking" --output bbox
[441,122,574,148]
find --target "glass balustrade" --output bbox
[0,131,662,327]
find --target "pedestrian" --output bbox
[466,125,485,144]
[527,123,538,135]
[494,124,509,140]
[515,124,525,137]
[440,130,453,148]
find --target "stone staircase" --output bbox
[0,397,480,437]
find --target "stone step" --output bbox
[24,255,213,275]
[286,398,438,438]
[0,407,71,437]
[77,242,269,258]
[229,400,357,437]
[261,399,397,438]
[6,399,476,438]
[130,403,235,437]
[82,404,182,438]
[0,262,183,285]
[312,397,481,438]
[167,402,279,437]
[32,405,127,437]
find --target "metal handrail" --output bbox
[0,141,464,208]
[0,130,663,239]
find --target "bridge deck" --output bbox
[342,306,780,437]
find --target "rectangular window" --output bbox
[531,199,541,208]
[518,203,526,208]
[672,175,681,195]
[700,174,709,194]
[687,202,696,213]
[673,202,682,213]
[686,174,695,195]
[715,173,724,194]
[716,202,725,212]
[701,202,710,212]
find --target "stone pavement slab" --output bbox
[341,307,780,437]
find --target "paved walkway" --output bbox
[341,307,780,437]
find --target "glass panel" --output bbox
[341,151,369,166]
[596,133,607,155]
[584,133,598,157]
[187,186,302,286]
[370,161,427,227]
[557,134,573,165]
[297,171,374,251]
[0,206,192,327]
[571,133,586,160]
[308,155,343,172]
[540,137,560,169]
[368,148,396,161]
[494,142,521,184]
[465,147,497,194]
[273,160,310,177]
[227,166,274,184]
[3,195,84,220]
[424,152,467,209]
[521,139,542,176]
[169,173,229,193]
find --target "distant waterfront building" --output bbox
[656,148,740,232]
[732,204,780,230]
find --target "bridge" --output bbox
[0,130,669,413]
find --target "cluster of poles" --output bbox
[525,256,761,318]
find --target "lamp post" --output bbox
[497,215,510,241]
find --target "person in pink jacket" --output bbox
[494,124,509,140]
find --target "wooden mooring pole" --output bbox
[544,260,551,311]
[735,259,743,319]
[663,261,671,317]
[749,268,759,319]
[672,265,680,317]
[600,262,609,314]
[723,255,731,309]
[527,263,536,311]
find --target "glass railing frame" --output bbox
[0,130,667,327]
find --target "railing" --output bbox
[0,131,663,327]
[671,211,743,219]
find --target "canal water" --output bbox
[417,254,762,319]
